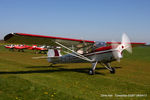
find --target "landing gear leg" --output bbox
[103,63,115,74]
[21,49,24,52]
[89,62,98,75]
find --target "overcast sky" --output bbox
[0,0,150,43]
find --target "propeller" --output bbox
[111,33,132,61]
[121,33,132,53]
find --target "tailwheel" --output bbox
[89,69,95,75]
[110,67,115,74]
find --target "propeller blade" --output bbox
[111,40,121,62]
[121,33,132,53]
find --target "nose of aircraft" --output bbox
[111,33,132,61]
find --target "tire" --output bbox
[89,70,95,75]
[110,67,115,74]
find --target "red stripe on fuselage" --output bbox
[83,46,115,56]
[94,46,113,52]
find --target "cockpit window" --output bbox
[94,41,106,48]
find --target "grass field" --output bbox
[0,45,150,100]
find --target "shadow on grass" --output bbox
[0,66,121,75]
[26,65,64,68]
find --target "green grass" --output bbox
[0,45,150,100]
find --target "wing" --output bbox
[4,33,95,48]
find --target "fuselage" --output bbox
[48,46,120,64]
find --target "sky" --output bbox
[0,0,150,43]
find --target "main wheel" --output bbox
[89,70,95,75]
[110,67,115,74]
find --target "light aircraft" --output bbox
[28,45,37,50]
[5,44,30,52]
[28,45,48,54]
[5,44,47,53]
[4,44,14,51]
[4,33,145,75]
[14,45,30,52]
[34,45,48,54]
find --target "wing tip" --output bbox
[4,33,15,41]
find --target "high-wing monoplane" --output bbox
[28,45,48,54]
[4,33,145,75]
[4,44,14,51]
[4,44,30,52]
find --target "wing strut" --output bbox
[55,42,94,62]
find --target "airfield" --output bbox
[0,43,150,100]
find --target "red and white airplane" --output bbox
[28,45,48,54]
[4,44,30,52]
[4,33,145,75]
[4,44,14,51]
[14,45,30,52]
[5,44,47,53]
[28,45,37,50]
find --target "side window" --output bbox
[95,41,106,48]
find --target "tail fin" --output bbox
[47,49,62,57]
